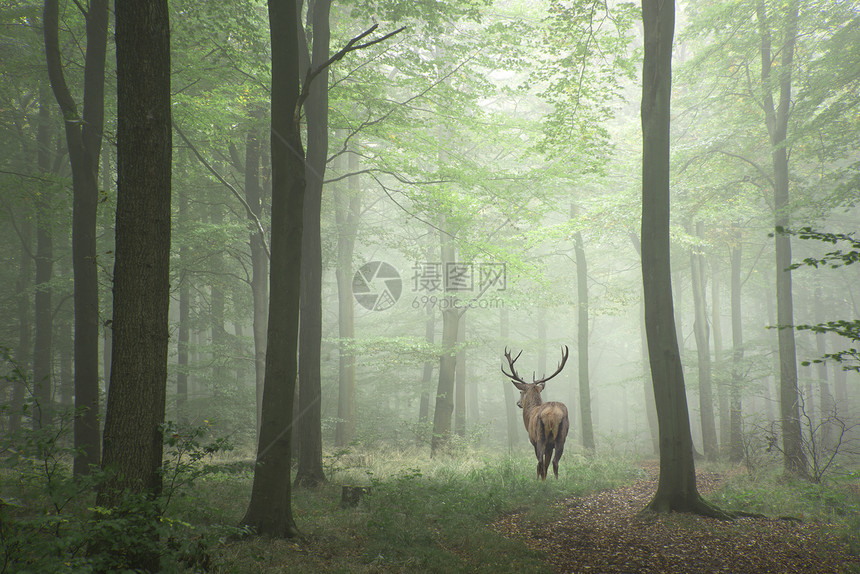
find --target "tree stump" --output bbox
[340,485,371,507]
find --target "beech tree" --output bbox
[44,0,108,475]
[240,0,304,538]
[640,0,724,517]
[95,0,172,569]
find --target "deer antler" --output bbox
[533,345,569,384]
[501,347,528,385]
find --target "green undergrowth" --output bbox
[706,466,860,560]
[205,447,642,573]
[1,437,641,573]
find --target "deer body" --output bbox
[503,347,570,480]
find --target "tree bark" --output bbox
[455,315,467,438]
[243,117,268,439]
[630,232,659,454]
[500,306,518,452]
[96,1,171,569]
[641,0,720,516]
[431,223,459,457]
[573,227,595,451]
[32,81,53,428]
[756,0,807,477]
[177,183,190,417]
[690,222,717,460]
[712,254,730,453]
[295,0,331,488]
[334,139,360,447]
[12,213,32,434]
[730,234,744,463]
[240,0,303,538]
[44,0,108,475]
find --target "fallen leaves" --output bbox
[493,463,857,573]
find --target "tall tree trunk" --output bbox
[12,214,32,433]
[690,222,717,460]
[240,0,303,538]
[295,0,331,488]
[729,235,744,463]
[243,117,268,439]
[455,315,467,438]
[44,0,108,474]
[177,183,190,416]
[418,244,435,443]
[813,285,835,448]
[712,254,729,452]
[630,232,659,454]
[431,223,459,457]
[641,0,720,515]
[500,306,518,452]
[95,0,171,569]
[574,227,595,451]
[334,140,360,447]
[32,82,53,427]
[756,0,807,477]
[59,320,73,406]
[209,199,228,392]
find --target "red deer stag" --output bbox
[502,346,570,480]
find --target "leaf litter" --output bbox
[492,462,857,573]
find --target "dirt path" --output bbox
[493,464,856,573]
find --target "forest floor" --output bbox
[492,461,858,573]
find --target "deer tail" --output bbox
[541,410,559,441]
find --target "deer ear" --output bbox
[511,379,528,391]
[536,382,546,391]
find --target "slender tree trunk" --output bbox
[177,184,190,416]
[431,221,460,456]
[500,306,518,452]
[813,285,835,447]
[95,1,171,569]
[294,0,331,488]
[574,227,594,450]
[729,235,744,463]
[630,232,659,454]
[32,82,53,427]
[455,315,466,438]
[12,215,32,434]
[334,141,360,447]
[712,254,730,453]
[209,198,228,393]
[418,259,435,442]
[757,0,807,477]
[44,0,109,475]
[240,0,303,538]
[243,117,269,439]
[690,222,717,460]
[641,0,721,515]
[59,320,73,406]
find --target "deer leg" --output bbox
[544,443,555,481]
[552,420,569,478]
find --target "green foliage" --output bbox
[211,448,640,573]
[0,360,236,574]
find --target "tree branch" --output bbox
[296,24,406,118]
[172,120,271,260]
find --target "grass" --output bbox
[706,464,860,561]
[172,446,642,573]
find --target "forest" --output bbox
[1,0,858,572]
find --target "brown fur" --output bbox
[518,386,569,480]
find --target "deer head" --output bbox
[502,346,569,408]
